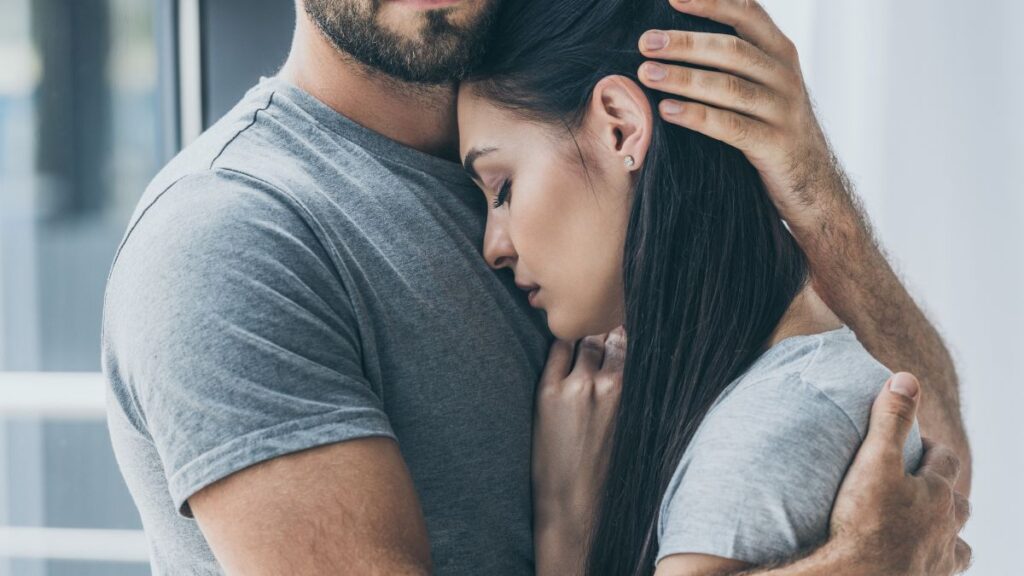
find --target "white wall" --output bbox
[763,1,1024,573]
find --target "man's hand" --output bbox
[643,0,972,495]
[637,0,839,230]
[828,373,971,575]
[720,373,971,576]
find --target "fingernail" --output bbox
[661,101,683,115]
[889,373,920,399]
[643,31,668,51]
[643,62,667,81]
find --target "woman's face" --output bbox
[457,81,650,340]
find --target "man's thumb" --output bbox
[863,372,920,462]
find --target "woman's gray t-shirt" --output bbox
[656,326,923,565]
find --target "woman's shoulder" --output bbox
[703,326,891,440]
[656,327,922,565]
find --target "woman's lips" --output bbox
[527,288,541,308]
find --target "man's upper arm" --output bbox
[105,170,426,570]
[190,437,431,575]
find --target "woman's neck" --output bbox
[766,283,844,348]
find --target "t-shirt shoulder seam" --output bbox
[796,334,869,441]
[792,374,865,443]
[208,89,277,170]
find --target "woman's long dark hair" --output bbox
[470,1,809,574]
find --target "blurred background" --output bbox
[0,0,1018,574]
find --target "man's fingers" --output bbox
[638,61,781,121]
[955,538,973,574]
[658,99,772,153]
[668,0,796,64]
[859,372,921,468]
[919,441,962,488]
[638,30,782,88]
[954,492,971,530]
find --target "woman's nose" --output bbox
[483,218,516,270]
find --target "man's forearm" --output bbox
[788,168,971,493]
[736,540,868,576]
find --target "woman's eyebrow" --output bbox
[462,146,498,182]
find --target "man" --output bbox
[102,0,971,574]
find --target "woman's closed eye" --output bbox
[492,179,512,209]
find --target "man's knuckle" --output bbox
[783,37,800,60]
[675,31,696,52]
[676,67,694,87]
[687,103,708,125]
[726,75,744,98]
[727,34,745,57]
[955,493,971,522]
[727,114,746,136]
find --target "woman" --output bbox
[456,0,923,575]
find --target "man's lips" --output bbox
[387,0,462,9]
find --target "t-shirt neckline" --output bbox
[257,75,473,187]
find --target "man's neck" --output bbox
[278,13,461,161]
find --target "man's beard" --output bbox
[304,0,499,84]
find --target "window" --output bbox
[0,0,294,571]
[0,0,177,573]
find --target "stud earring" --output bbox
[624,155,636,169]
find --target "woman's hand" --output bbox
[533,328,625,576]
[638,0,844,232]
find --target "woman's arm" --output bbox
[533,331,625,576]
[638,0,969,494]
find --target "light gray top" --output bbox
[656,326,923,565]
[102,76,552,575]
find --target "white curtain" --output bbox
[761,1,1024,573]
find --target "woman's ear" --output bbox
[585,75,654,173]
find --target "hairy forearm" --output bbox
[787,166,971,493]
[734,541,867,576]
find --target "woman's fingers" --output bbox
[658,99,773,154]
[639,60,783,121]
[571,334,607,378]
[601,326,626,373]
[667,0,797,65]
[597,327,626,398]
[638,30,784,89]
[540,339,575,383]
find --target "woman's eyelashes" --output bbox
[492,179,512,209]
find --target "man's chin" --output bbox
[306,0,497,84]
[376,0,487,40]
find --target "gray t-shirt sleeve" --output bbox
[104,169,395,517]
[656,372,922,566]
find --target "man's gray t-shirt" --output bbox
[656,326,924,566]
[102,77,552,575]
